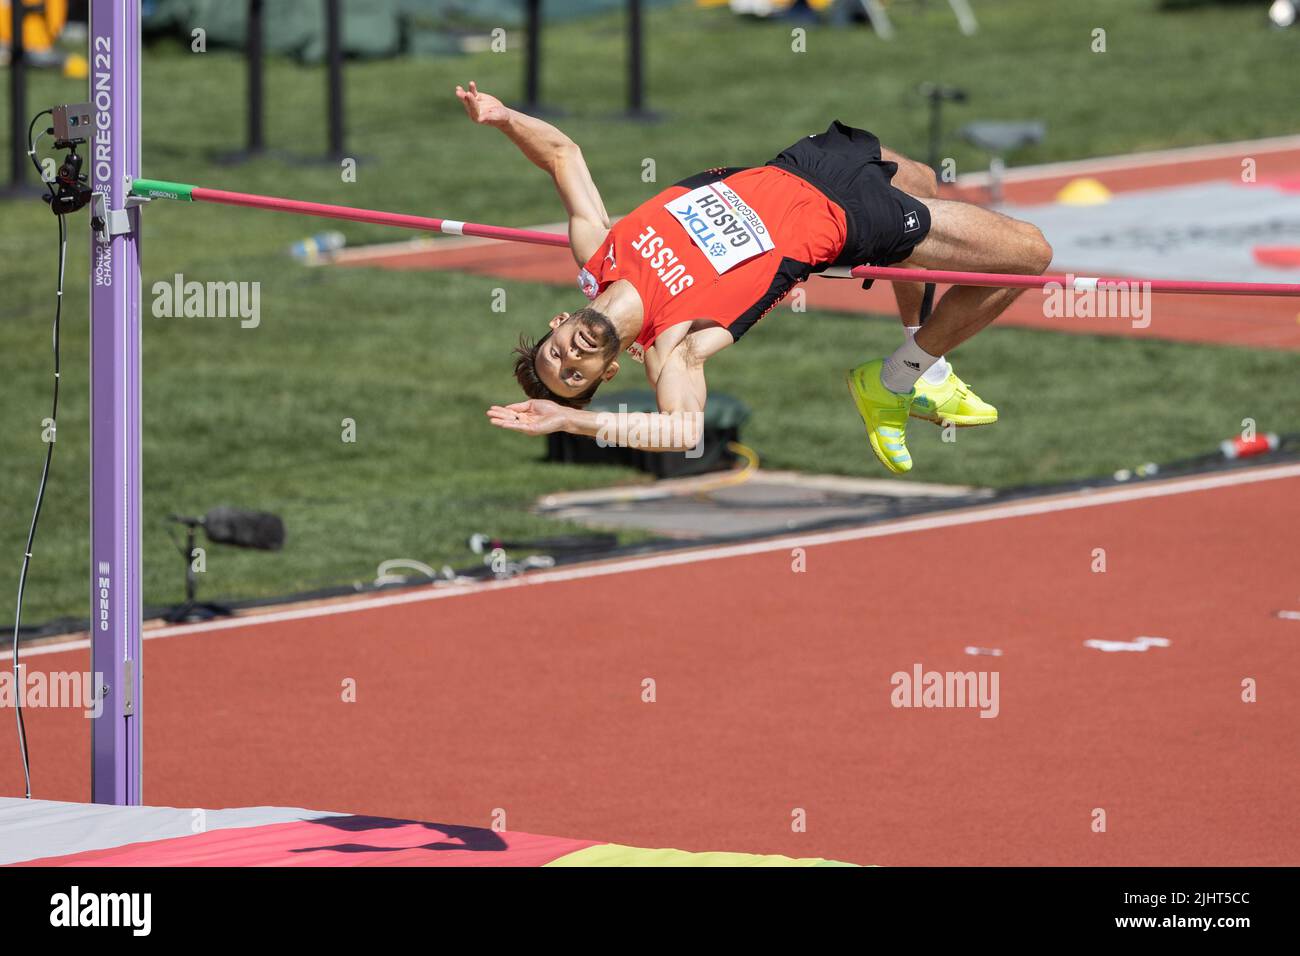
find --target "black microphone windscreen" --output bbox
[203,507,286,551]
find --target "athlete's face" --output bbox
[537,310,620,399]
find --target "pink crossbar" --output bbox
[184,185,1300,296]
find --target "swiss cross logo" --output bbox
[576,267,599,300]
[903,210,921,233]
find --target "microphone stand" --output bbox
[163,515,234,623]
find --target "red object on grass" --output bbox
[1253,247,1300,269]
[1221,433,1281,459]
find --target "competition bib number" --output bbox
[664,182,775,275]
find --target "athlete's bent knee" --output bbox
[917,164,939,199]
[900,160,938,199]
[1023,225,1053,275]
[1006,223,1051,275]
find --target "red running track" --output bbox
[3,465,1298,865]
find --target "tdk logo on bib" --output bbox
[665,182,775,275]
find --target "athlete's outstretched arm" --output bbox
[455,81,610,264]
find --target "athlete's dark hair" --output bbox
[512,311,609,409]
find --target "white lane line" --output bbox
[5,462,1298,661]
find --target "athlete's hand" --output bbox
[487,399,569,436]
[455,81,511,128]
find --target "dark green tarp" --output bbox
[143,0,682,61]
[145,0,403,62]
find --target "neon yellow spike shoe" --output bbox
[846,359,915,474]
[910,368,999,427]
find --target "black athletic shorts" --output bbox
[765,120,931,269]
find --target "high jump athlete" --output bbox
[458,82,1051,474]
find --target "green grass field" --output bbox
[2,0,1298,624]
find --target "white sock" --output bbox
[904,326,949,385]
[880,337,940,394]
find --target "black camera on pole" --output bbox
[43,102,93,216]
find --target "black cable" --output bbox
[11,111,65,799]
[27,109,54,202]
